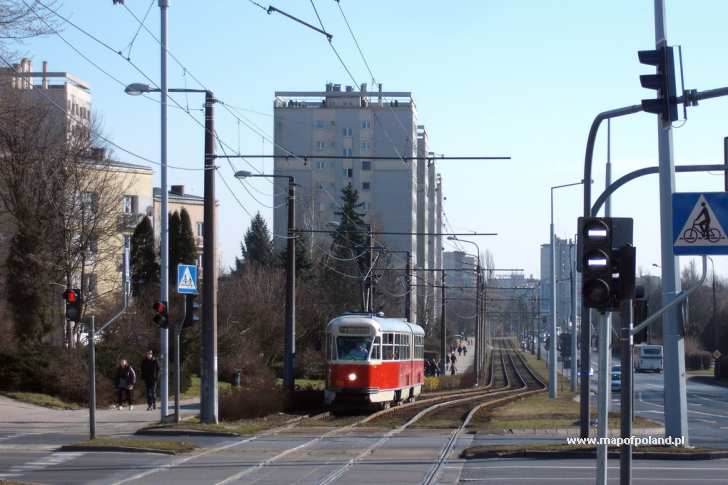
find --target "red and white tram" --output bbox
[325,312,425,407]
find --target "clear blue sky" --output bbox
[19,0,728,279]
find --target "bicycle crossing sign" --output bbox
[177,264,198,294]
[673,192,728,255]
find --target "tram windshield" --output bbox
[336,336,373,361]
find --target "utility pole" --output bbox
[474,262,481,385]
[549,197,558,398]
[158,0,170,422]
[405,252,412,321]
[367,225,374,312]
[570,240,578,393]
[654,0,689,444]
[440,271,446,372]
[284,179,296,392]
[200,91,218,423]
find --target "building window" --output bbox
[343,148,352,157]
[122,195,138,214]
[362,182,371,191]
[342,127,352,137]
[361,120,371,129]
[316,141,325,151]
[197,222,204,238]
[361,160,371,171]
[343,168,353,177]
[314,120,327,128]
[315,160,326,169]
[360,142,369,151]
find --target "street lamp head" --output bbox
[125,83,153,95]
[234,170,253,179]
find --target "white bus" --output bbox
[633,344,663,373]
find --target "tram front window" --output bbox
[336,336,373,361]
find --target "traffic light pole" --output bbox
[653,0,688,444]
[284,179,296,392]
[88,314,96,440]
[620,300,634,485]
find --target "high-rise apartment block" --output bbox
[272,83,443,326]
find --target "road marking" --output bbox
[461,479,728,483]
[1,451,84,478]
[460,465,728,471]
[110,417,306,485]
[639,390,728,418]
[698,419,719,424]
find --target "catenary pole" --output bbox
[200,91,218,423]
[284,179,296,392]
[440,270,447,372]
[158,0,169,423]
[654,0,688,444]
[549,189,557,398]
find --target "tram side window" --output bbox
[402,334,410,359]
[414,335,424,359]
[383,333,395,360]
[371,336,381,360]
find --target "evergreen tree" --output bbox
[331,182,369,273]
[168,211,181,281]
[238,212,274,269]
[178,209,198,265]
[168,209,197,279]
[130,216,159,296]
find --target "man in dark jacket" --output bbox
[115,359,136,410]
[141,350,160,411]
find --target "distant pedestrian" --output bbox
[115,359,136,411]
[457,346,463,356]
[141,350,159,411]
[463,346,467,356]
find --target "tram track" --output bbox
[118,348,542,485]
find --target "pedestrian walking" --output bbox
[457,346,463,356]
[141,350,159,411]
[450,352,457,375]
[115,359,136,411]
[463,346,467,356]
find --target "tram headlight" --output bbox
[348,372,357,382]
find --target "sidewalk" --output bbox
[0,395,199,437]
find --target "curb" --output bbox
[461,449,728,461]
[136,428,239,437]
[58,444,184,455]
[483,427,664,436]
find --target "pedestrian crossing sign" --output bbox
[673,192,728,255]
[177,264,198,294]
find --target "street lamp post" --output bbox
[549,180,584,399]
[126,84,217,422]
[236,171,296,392]
[448,236,481,385]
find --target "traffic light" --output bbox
[612,245,636,301]
[580,217,614,311]
[63,288,82,321]
[153,301,169,328]
[638,45,678,122]
[183,294,200,328]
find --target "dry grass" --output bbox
[68,437,197,454]
[2,392,80,410]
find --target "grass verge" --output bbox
[63,437,197,454]
[142,414,298,436]
[275,378,325,390]
[2,392,80,410]
[179,375,232,400]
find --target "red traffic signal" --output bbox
[63,288,82,321]
[152,301,169,328]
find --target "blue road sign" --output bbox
[673,192,728,255]
[177,264,198,294]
